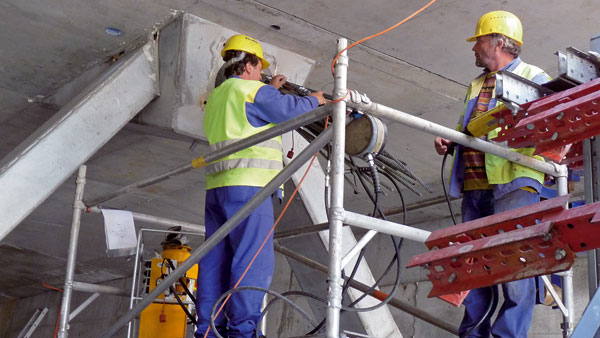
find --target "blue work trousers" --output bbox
[195,186,274,338]
[459,189,540,338]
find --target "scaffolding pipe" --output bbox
[274,244,459,336]
[347,101,565,177]
[127,229,145,338]
[557,172,575,338]
[68,293,100,322]
[325,37,348,338]
[57,166,87,338]
[274,222,331,240]
[541,276,568,317]
[87,206,205,234]
[86,105,332,207]
[583,139,598,298]
[341,230,378,268]
[343,211,431,243]
[103,126,334,338]
[72,282,129,297]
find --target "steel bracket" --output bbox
[496,71,554,106]
[407,196,600,298]
[557,47,600,84]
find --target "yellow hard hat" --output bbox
[467,10,523,45]
[221,34,270,69]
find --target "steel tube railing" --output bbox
[347,100,566,178]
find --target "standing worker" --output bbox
[434,11,550,338]
[196,34,326,338]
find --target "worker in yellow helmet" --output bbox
[434,11,550,338]
[195,34,325,338]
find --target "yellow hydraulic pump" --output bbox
[139,233,198,338]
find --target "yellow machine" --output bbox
[139,239,198,338]
[466,103,508,137]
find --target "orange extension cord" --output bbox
[330,0,437,76]
[204,1,437,335]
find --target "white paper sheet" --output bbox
[101,209,137,257]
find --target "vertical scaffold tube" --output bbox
[557,170,575,337]
[325,37,348,338]
[57,165,88,338]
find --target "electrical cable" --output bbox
[169,285,198,326]
[330,0,437,76]
[165,258,197,304]
[307,157,406,335]
[460,287,496,338]
[441,145,458,225]
[339,154,380,305]
[210,286,320,338]
[258,290,329,338]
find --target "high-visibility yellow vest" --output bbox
[203,78,283,190]
[452,60,549,191]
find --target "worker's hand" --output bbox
[434,137,453,155]
[269,74,287,89]
[310,91,327,106]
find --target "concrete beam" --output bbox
[0,40,159,242]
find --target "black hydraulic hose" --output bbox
[460,287,496,338]
[210,286,320,338]
[165,258,197,304]
[168,285,197,325]
[441,146,458,225]
[307,157,402,335]
[344,169,405,309]
[258,290,328,338]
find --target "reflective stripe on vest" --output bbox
[205,158,283,175]
[208,139,282,152]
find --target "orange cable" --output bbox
[42,282,64,293]
[204,119,329,338]
[330,0,437,76]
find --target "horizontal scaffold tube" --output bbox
[87,206,205,234]
[346,101,566,178]
[343,210,431,243]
